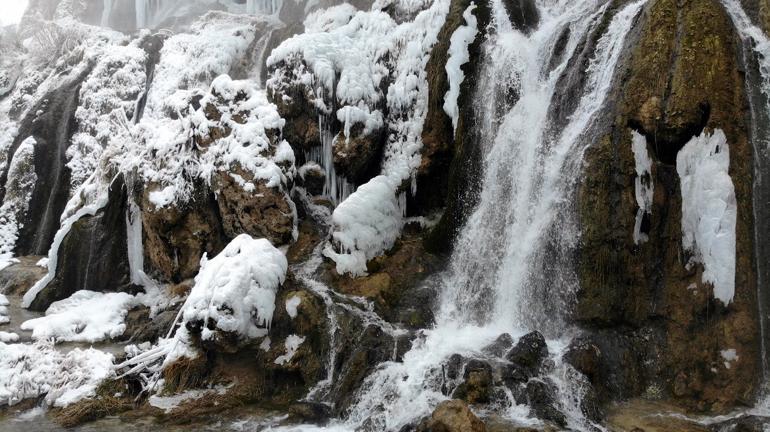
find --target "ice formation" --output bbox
[274,334,306,365]
[180,234,288,340]
[0,341,114,407]
[0,137,37,256]
[22,178,110,308]
[443,2,478,133]
[21,291,138,343]
[286,295,302,319]
[270,0,451,275]
[631,131,653,244]
[676,130,737,304]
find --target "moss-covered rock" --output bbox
[577,0,760,411]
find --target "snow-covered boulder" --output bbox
[181,234,288,346]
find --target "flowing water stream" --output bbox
[289,1,649,430]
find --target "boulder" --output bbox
[141,182,226,283]
[332,125,385,183]
[0,256,46,296]
[416,400,486,432]
[213,165,294,246]
[525,379,566,427]
[483,333,514,357]
[505,331,548,376]
[452,359,494,404]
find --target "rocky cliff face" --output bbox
[1,0,769,430]
[577,0,761,411]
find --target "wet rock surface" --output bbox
[577,0,761,411]
[0,256,46,296]
[28,177,134,311]
[417,400,487,432]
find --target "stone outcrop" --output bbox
[577,0,760,411]
[141,182,227,283]
[417,400,487,432]
[213,165,295,246]
[332,125,386,184]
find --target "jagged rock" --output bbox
[506,332,548,376]
[141,181,226,283]
[501,0,539,34]
[329,322,397,415]
[445,353,467,381]
[452,359,494,404]
[124,307,179,343]
[424,0,492,250]
[525,379,566,427]
[328,231,440,329]
[286,219,323,264]
[213,165,294,246]
[564,338,602,383]
[267,61,321,153]
[0,256,46,296]
[483,333,515,357]
[297,162,326,196]
[416,400,486,432]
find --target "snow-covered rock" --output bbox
[21,290,138,343]
[181,234,288,341]
[0,341,114,407]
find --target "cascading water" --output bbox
[247,0,284,16]
[313,0,648,430]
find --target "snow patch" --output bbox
[676,130,737,304]
[21,291,138,343]
[721,348,739,369]
[0,341,114,407]
[274,334,305,365]
[286,295,301,319]
[0,332,19,343]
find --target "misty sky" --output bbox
[0,0,29,26]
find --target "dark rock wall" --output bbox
[423,0,492,252]
[27,176,135,311]
[577,0,760,411]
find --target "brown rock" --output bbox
[332,125,385,183]
[213,164,294,246]
[417,400,486,432]
[0,256,46,296]
[141,182,226,283]
[577,0,760,411]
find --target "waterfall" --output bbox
[101,0,113,27]
[247,0,284,15]
[721,0,770,395]
[335,0,647,429]
[135,0,169,29]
